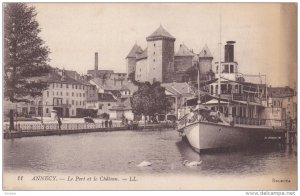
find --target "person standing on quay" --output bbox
[57,115,62,130]
[109,120,112,128]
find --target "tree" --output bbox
[4,3,51,103]
[131,81,171,121]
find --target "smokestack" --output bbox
[224,41,236,62]
[95,52,98,71]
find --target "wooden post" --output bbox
[9,109,14,131]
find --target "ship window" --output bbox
[223,64,229,73]
[232,107,236,117]
[230,64,234,73]
[221,84,227,94]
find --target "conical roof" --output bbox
[126,43,143,58]
[175,43,194,57]
[146,25,175,41]
[199,44,213,58]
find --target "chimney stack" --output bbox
[224,41,236,62]
[95,52,98,71]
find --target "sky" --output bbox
[30,3,297,87]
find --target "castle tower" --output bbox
[126,43,143,79]
[146,25,176,83]
[198,44,213,74]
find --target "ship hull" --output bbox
[182,121,282,152]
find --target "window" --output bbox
[72,100,74,105]
[230,64,234,73]
[76,101,78,106]
[154,43,156,47]
[83,93,85,97]
[47,91,49,97]
[60,92,62,96]
[108,103,111,106]
[215,85,218,95]
[223,64,229,73]
[66,99,69,105]
[75,85,77,89]
[79,93,81,97]
[66,92,69,96]
[56,91,58,96]
[80,101,81,106]
[53,83,55,88]
[210,85,213,95]
[153,51,155,55]
[99,105,102,109]
[46,108,49,113]
[232,107,236,117]
[79,85,81,89]
[60,83,63,88]
[56,83,58,88]
[72,84,74,89]
[153,59,155,62]
[66,84,69,88]
[72,92,74,96]
[83,86,85,90]
[83,101,85,106]
[72,110,74,115]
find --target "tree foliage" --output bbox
[131,82,171,117]
[4,3,51,102]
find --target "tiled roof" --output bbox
[126,43,143,58]
[110,97,132,111]
[175,43,194,57]
[29,69,92,86]
[269,87,295,98]
[161,82,192,96]
[146,25,175,41]
[98,93,117,102]
[199,44,213,58]
[136,48,147,60]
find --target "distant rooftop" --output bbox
[126,43,143,59]
[199,44,213,58]
[175,43,194,57]
[146,25,176,41]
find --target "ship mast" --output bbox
[218,10,222,111]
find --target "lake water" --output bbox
[3,128,297,176]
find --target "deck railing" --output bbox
[3,122,124,132]
[233,117,284,127]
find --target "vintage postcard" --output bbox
[2,2,297,191]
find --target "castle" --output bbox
[126,25,214,83]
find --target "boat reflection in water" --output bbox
[175,137,296,176]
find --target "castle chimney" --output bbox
[224,41,236,62]
[95,52,98,70]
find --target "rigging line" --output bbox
[236,72,266,77]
